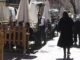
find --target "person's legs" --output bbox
[38,27,42,45]
[43,30,46,45]
[41,26,46,45]
[67,47,71,59]
[63,47,66,59]
[74,33,77,45]
[67,47,70,54]
[78,33,80,46]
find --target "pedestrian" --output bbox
[25,22,34,53]
[38,16,46,45]
[25,22,38,51]
[73,18,80,46]
[57,11,74,59]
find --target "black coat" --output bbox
[73,20,80,33]
[57,17,74,48]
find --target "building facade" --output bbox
[6,0,20,8]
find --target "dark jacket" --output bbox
[73,20,80,33]
[57,16,74,48]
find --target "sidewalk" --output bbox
[4,35,80,60]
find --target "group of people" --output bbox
[57,11,80,59]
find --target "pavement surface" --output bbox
[4,34,80,60]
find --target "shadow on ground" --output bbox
[56,58,73,60]
[4,52,37,60]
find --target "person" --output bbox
[38,16,46,45]
[25,22,38,50]
[57,11,74,59]
[25,22,33,53]
[73,18,80,46]
[46,19,52,39]
[25,22,33,46]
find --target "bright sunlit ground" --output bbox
[33,33,80,60]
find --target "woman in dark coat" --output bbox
[57,11,74,59]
